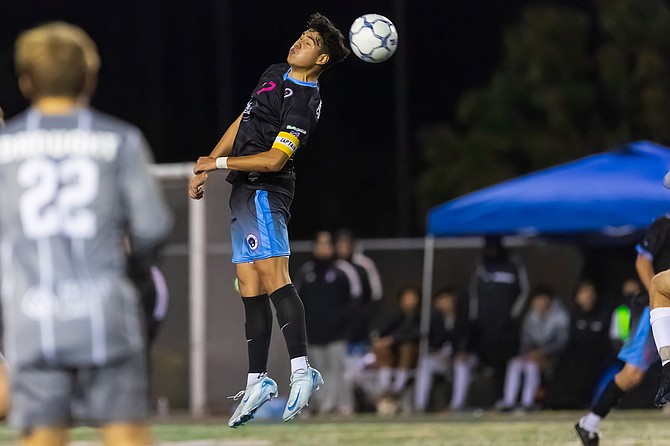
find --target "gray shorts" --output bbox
[9,352,148,429]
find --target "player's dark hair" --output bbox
[334,228,355,243]
[306,13,350,68]
[433,287,456,300]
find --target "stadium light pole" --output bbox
[394,0,410,236]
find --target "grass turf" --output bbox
[1,410,669,445]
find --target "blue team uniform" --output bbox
[619,215,670,369]
[226,64,321,263]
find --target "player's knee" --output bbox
[652,271,670,296]
[237,276,264,296]
[257,272,290,295]
[617,366,644,390]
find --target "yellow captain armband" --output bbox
[271,131,300,156]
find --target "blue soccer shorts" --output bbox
[229,183,291,264]
[618,306,658,371]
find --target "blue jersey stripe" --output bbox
[283,69,318,88]
[636,244,654,260]
[254,190,280,253]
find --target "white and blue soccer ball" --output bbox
[349,14,398,64]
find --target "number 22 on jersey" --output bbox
[18,158,100,239]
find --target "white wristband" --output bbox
[215,157,228,169]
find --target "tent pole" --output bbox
[415,235,435,411]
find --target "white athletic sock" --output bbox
[521,361,540,408]
[450,360,473,410]
[651,308,670,366]
[291,356,309,374]
[503,357,523,407]
[378,367,393,394]
[246,372,266,387]
[580,413,601,434]
[392,369,410,394]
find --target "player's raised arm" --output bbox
[194,148,289,175]
[189,113,243,199]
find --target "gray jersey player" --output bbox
[0,22,172,445]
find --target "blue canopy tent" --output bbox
[415,141,670,410]
[427,141,670,237]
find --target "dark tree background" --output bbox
[419,0,670,215]
[1,0,667,237]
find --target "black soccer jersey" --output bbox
[637,214,670,273]
[226,63,322,198]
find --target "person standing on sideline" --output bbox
[468,236,530,403]
[297,231,356,416]
[189,13,350,427]
[548,281,611,409]
[0,22,172,445]
[334,229,383,344]
[333,230,382,408]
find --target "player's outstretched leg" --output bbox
[283,366,324,421]
[228,373,279,428]
[575,364,643,446]
[228,291,277,428]
[267,283,324,420]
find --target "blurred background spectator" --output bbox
[334,229,383,413]
[609,279,639,353]
[414,288,470,412]
[499,286,569,411]
[547,281,612,409]
[468,236,530,403]
[298,231,356,416]
[372,286,421,415]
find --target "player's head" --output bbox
[287,13,349,73]
[574,280,597,312]
[529,285,554,314]
[483,235,507,262]
[15,22,100,102]
[433,288,456,315]
[313,230,334,260]
[621,277,640,298]
[334,228,355,259]
[397,286,420,314]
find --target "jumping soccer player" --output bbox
[189,13,349,427]
[1,22,172,445]
[575,215,670,446]
[649,214,670,408]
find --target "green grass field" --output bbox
[1,410,669,445]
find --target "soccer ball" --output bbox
[349,14,398,63]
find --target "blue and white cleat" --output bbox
[283,367,324,421]
[228,375,278,428]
